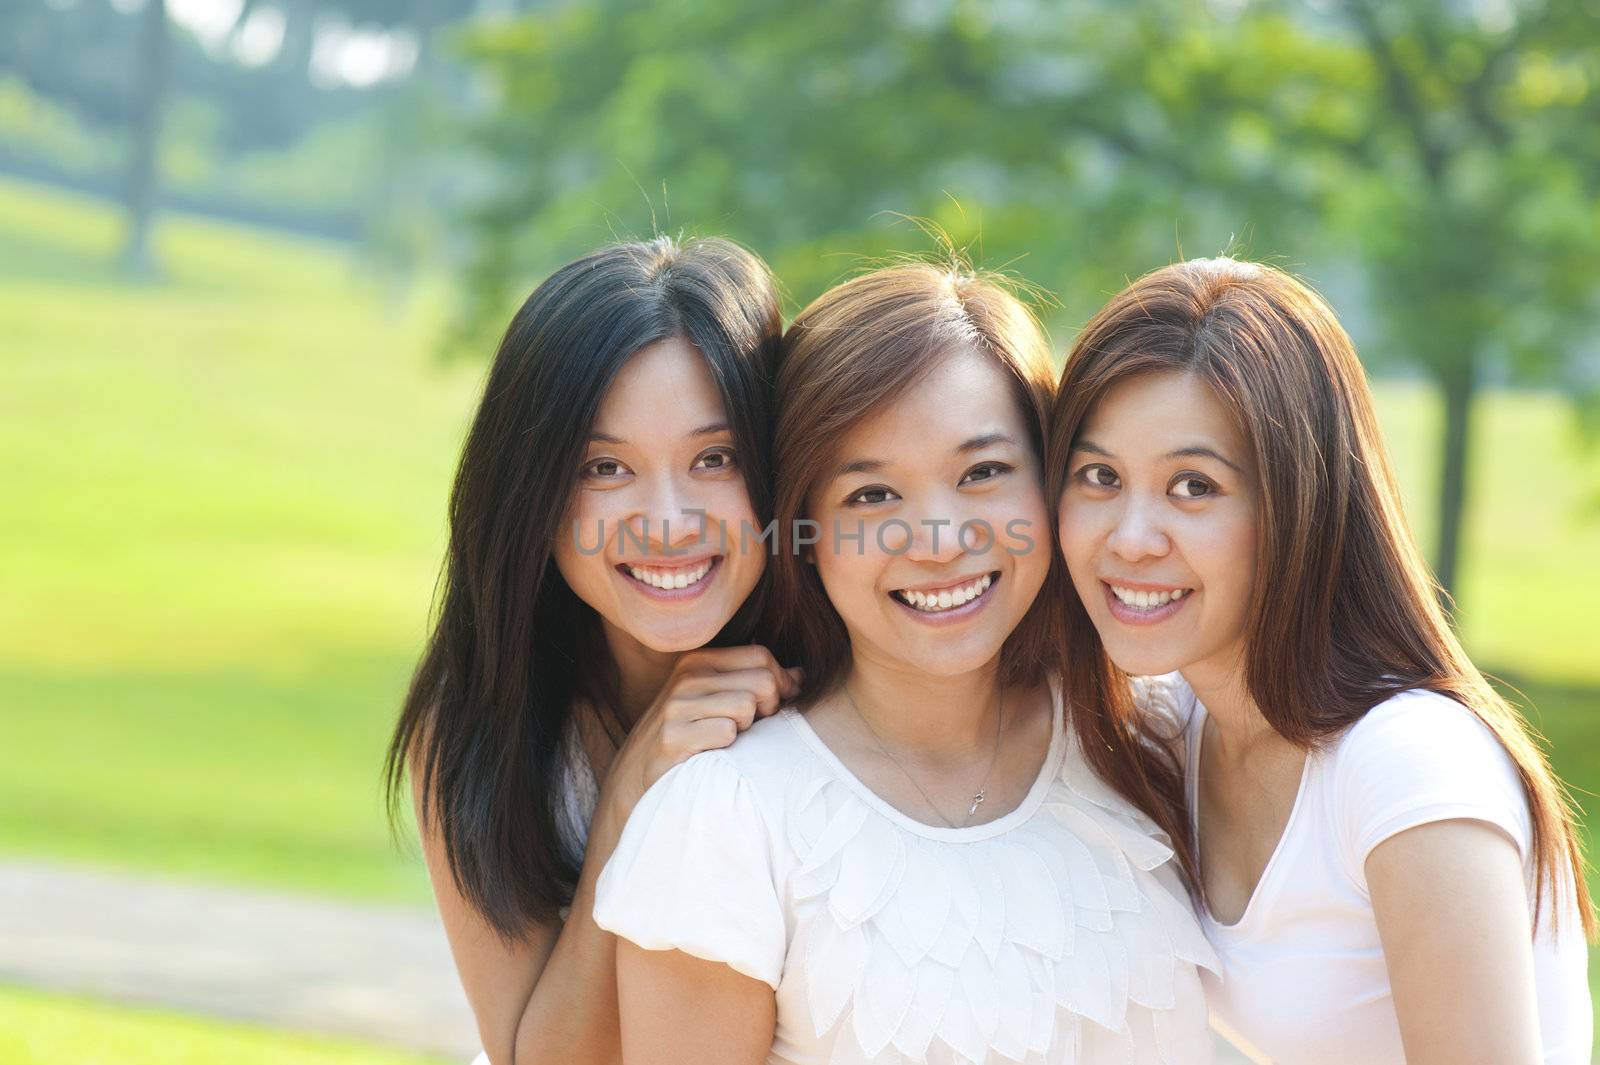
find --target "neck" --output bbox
[1182,646,1283,760]
[601,618,681,729]
[841,641,1004,764]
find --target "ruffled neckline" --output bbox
[779,679,1067,843]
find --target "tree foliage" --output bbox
[458,0,1600,598]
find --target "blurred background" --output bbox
[2,0,1598,1062]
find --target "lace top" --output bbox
[593,680,1220,1064]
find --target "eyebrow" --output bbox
[589,421,730,445]
[1073,438,1244,474]
[830,432,1021,480]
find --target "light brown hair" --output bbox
[1047,256,1593,935]
[769,262,1065,700]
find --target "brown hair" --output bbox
[769,262,1063,699]
[1046,256,1593,935]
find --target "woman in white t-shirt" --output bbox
[1048,257,1593,1064]
[594,263,1220,1064]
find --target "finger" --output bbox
[682,689,760,731]
[664,668,788,719]
[676,644,783,678]
[678,645,798,702]
[664,715,740,758]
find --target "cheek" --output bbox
[705,475,758,521]
[1186,510,1257,619]
[551,517,612,602]
[1055,494,1102,575]
[813,517,890,614]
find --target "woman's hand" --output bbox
[596,645,801,828]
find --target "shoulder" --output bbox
[1331,689,1531,872]
[641,708,814,828]
[1334,688,1520,788]
[715,705,811,768]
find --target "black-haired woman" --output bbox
[386,237,799,1065]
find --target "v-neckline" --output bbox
[1188,701,1311,931]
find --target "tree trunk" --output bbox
[120,0,170,278]
[1433,353,1478,610]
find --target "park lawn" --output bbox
[0,985,449,1065]
[0,176,482,904]
[1,173,1597,922]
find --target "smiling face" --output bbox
[1056,370,1259,681]
[551,335,764,653]
[808,346,1050,678]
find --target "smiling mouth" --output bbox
[618,556,720,591]
[890,571,999,614]
[1107,583,1191,610]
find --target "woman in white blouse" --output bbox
[1049,257,1594,1064]
[594,263,1219,1064]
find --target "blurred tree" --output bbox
[454,0,1305,337]
[458,0,1600,604]
[1204,0,1600,599]
[121,0,170,276]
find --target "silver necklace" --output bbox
[842,681,1004,828]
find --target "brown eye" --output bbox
[695,448,738,471]
[960,461,1013,485]
[1081,464,1119,489]
[584,458,627,479]
[847,485,897,506]
[1171,476,1214,498]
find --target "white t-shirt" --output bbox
[594,680,1221,1064]
[1139,674,1592,1064]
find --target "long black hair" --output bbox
[385,237,781,936]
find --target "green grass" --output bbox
[0,171,1597,917]
[0,985,449,1065]
[0,175,485,904]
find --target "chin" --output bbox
[1100,642,1187,679]
[898,636,1009,678]
[629,617,726,654]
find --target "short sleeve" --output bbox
[592,751,787,989]
[1335,690,1531,881]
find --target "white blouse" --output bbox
[594,681,1220,1064]
[1140,674,1592,1064]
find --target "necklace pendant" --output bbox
[968,790,985,816]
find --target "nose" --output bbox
[625,472,710,556]
[1105,493,1171,563]
[899,495,973,565]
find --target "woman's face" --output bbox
[1056,370,1258,680]
[808,347,1050,678]
[553,336,764,653]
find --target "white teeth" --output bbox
[627,559,714,590]
[1110,585,1189,609]
[893,573,994,613]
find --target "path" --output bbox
[0,857,1257,1063]
[0,859,478,1059]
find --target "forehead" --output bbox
[1078,370,1246,458]
[593,336,728,431]
[829,346,1031,462]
